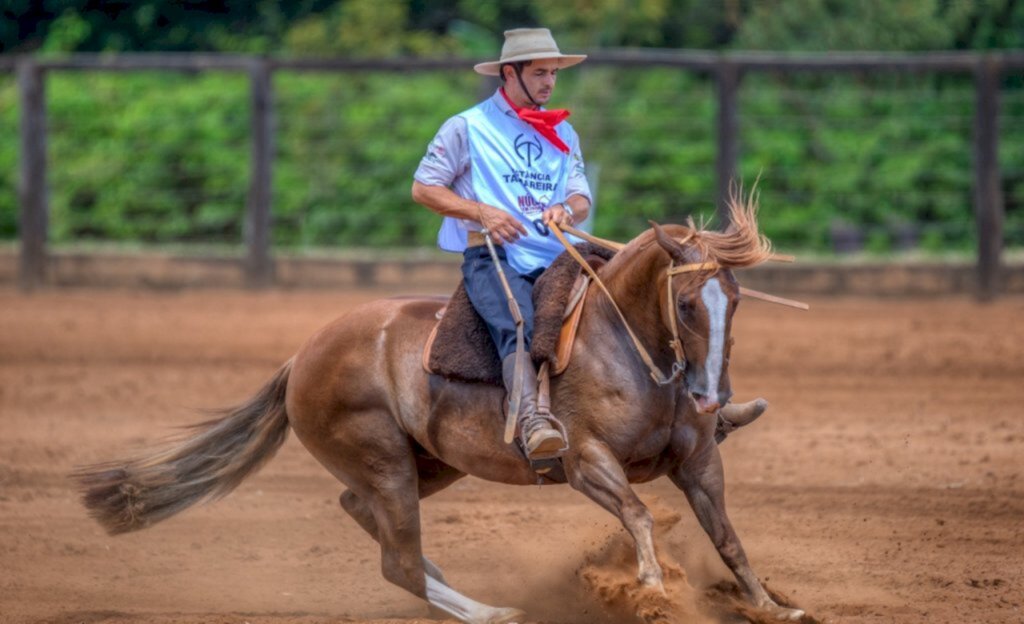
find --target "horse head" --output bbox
[649,194,773,414]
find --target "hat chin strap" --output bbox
[513,64,541,109]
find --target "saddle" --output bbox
[423,243,616,385]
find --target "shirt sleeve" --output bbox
[565,128,593,204]
[413,116,469,188]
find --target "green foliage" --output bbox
[271,72,476,246]
[0,76,15,239]
[40,10,92,53]
[561,68,718,239]
[735,0,960,51]
[5,0,1024,55]
[42,73,250,244]
[283,0,458,57]
[1,0,1023,252]
[1002,84,1024,247]
[536,0,672,48]
[739,73,980,250]
[2,67,1019,254]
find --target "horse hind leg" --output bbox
[670,450,804,621]
[330,447,523,624]
[341,489,447,583]
[362,477,525,623]
[339,457,465,585]
[565,441,664,590]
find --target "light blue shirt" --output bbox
[414,91,591,274]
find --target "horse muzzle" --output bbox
[686,366,731,414]
[691,392,721,414]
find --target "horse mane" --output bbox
[610,186,773,271]
[686,187,773,269]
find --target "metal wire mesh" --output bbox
[44,71,250,247]
[1,61,1020,256]
[740,72,979,253]
[0,74,16,240]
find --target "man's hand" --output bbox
[412,182,528,244]
[478,203,529,244]
[541,203,574,229]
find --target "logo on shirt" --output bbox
[424,141,446,163]
[518,195,543,213]
[572,151,585,176]
[514,133,543,167]
[503,170,555,191]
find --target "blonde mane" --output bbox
[594,185,774,279]
[686,186,773,269]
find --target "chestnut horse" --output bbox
[76,198,804,623]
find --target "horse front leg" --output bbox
[670,447,804,621]
[564,440,664,590]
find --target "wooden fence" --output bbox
[4,50,1023,297]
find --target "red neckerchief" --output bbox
[500,88,571,153]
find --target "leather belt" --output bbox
[467,231,487,247]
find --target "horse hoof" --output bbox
[768,605,805,621]
[487,607,527,624]
[638,573,666,593]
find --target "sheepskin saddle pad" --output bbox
[425,242,616,386]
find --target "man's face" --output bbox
[504,59,560,107]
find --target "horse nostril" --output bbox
[692,393,720,414]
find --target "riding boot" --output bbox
[501,352,567,460]
[715,398,768,444]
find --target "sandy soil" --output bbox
[1,287,1022,624]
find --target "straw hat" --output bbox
[474,28,586,76]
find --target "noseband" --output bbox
[550,223,718,386]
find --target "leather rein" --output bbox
[549,222,717,386]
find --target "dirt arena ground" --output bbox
[2,286,1022,624]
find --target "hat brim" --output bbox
[474,54,587,76]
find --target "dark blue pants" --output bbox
[461,245,543,360]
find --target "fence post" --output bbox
[716,59,740,229]
[17,57,47,291]
[973,55,1004,301]
[245,58,274,287]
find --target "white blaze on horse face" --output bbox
[700,277,728,402]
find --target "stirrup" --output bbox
[526,426,565,458]
[516,417,568,475]
[520,416,568,460]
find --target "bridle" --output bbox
[550,223,719,386]
[664,250,721,379]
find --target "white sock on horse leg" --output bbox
[423,556,447,583]
[425,576,524,624]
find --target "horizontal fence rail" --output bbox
[3,50,1020,297]
[12,49,1024,72]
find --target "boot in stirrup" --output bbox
[715,398,768,443]
[501,352,566,460]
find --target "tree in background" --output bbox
[5,0,1024,54]
[735,0,958,50]
[1,0,1022,250]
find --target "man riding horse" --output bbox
[412,28,764,461]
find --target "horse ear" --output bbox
[649,220,686,262]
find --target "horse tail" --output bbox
[73,359,293,535]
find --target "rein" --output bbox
[549,222,715,386]
[559,223,810,311]
[549,221,809,386]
